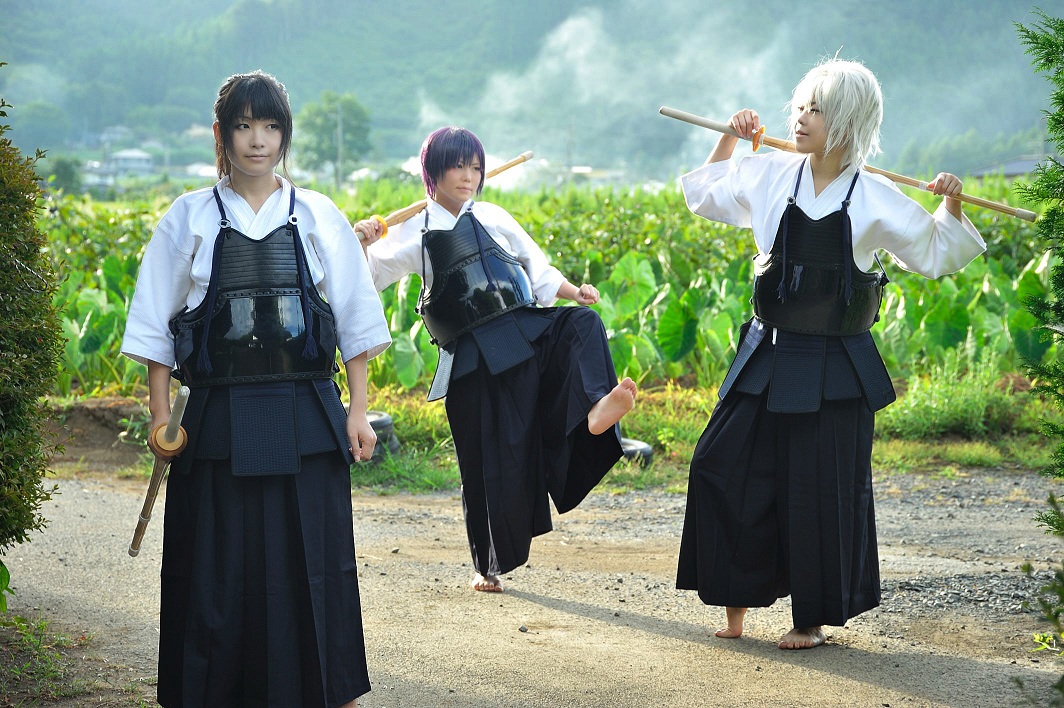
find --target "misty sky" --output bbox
[3,0,1062,179]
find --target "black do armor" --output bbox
[752,207,887,336]
[170,191,337,386]
[752,164,887,337]
[418,211,536,347]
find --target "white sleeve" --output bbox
[856,180,986,279]
[365,216,424,292]
[679,159,754,229]
[120,214,195,368]
[308,202,391,361]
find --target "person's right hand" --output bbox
[354,218,386,247]
[728,109,761,139]
[147,423,178,461]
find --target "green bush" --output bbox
[0,73,64,612]
[1014,10,1064,705]
[877,349,1019,440]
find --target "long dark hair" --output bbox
[420,126,486,198]
[213,70,293,179]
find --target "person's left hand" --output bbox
[347,412,377,462]
[928,172,962,198]
[574,283,599,305]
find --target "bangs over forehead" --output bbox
[421,127,486,198]
[215,72,292,127]
[787,59,883,168]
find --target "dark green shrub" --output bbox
[1015,10,1064,704]
[0,66,64,612]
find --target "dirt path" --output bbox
[5,401,1064,706]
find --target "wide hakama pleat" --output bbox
[445,306,624,576]
[676,392,880,628]
[158,451,369,707]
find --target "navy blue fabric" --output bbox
[159,451,369,707]
[445,306,623,576]
[677,393,881,628]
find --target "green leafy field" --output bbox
[40,176,1055,489]
[41,175,1047,396]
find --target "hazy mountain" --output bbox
[1,0,1060,179]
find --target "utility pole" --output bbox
[335,104,343,191]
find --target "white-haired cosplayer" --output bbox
[674,59,986,650]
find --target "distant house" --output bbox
[970,155,1056,179]
[110,149,154,176]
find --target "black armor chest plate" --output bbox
[418,211,536,347]
[170,219,337,386]
[753,205,886,336]
[752,164,886,336]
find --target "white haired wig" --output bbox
[787,59,883,168]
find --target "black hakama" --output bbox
[158,383,370,708]
[676,333,882,628]
[445,305,624,576]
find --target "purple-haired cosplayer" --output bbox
[357,126,637,593]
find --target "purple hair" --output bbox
[420,127,486,198]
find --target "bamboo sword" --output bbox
[128,386,189,557]
[659,106,1037,223]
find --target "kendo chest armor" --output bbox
[752,168,887,337]
[170,196,337,386]
[418,211,536,347]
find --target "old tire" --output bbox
[620,437,653,468]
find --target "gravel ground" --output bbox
[5,464,1064,707]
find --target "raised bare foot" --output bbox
[714,606,747,638]
[587,378,637,435]
[471,573,503,593]
[778,626,826,649]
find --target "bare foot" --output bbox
[714,606,747,638]
[587,378,637,435]
[778,626,826,649]
[471,573,503,592]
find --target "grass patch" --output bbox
[353,440,461,493]
[364,376,1054,494]
[0,614,90,702]
[0,613,156,706]
[872,435,1054,475]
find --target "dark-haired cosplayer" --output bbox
[356,126,637,593]
[675,59,986,650]
[122,71,389,707]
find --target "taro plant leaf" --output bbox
[606,251,657,319]
[101,252,138,300]
[391,273,422,332]
[1016,259,1049,304]
[701,310,736,358]
[623,332,663,384]
[657,296,698,361]
[920,297,970,353]
[79,310,118,355]
[413,320,438,385]
[607,329,636,380]
[1010,308,1052,364]
[59,316,84,389]
[592,291,619,334]
[391,330,423,390]
[74,289,117,354]
[0,561,10,614]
